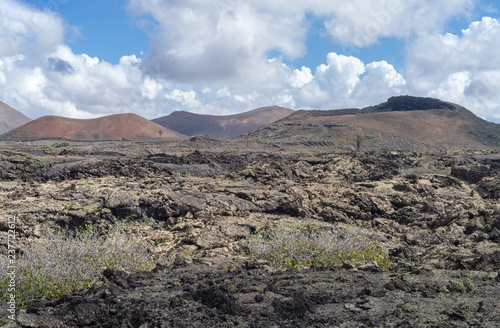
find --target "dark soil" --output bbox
[15,261,500,328]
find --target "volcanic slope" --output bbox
[244,96,500,150]
[0,101,31,134]
[4,113,187,141]
[152,106,294,139]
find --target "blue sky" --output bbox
[1,0,500,122]
[49,0,150,65]
[25,0,410,71]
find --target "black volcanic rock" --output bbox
[5,147,500,328]
[290,96,458,119]
[371,95,456,112]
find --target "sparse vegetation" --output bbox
[450,280,466,294]
[398,163,450,176]
[53,141,70,148]
[449,277,474,294]
[241,224,391,270]
[0,126,498,327]
[463,277,474,291]
[0,222,165,308]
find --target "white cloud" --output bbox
[0,42,166,118]
[216,87,232,99]
[165,89,202,109]
[0,59,6,84]
[287,66,314,88]
[0,0,64,57]
[127,0,307,82]
[2,0,498,125]
[324,0,472,47]
[407,17,500,121]
[428,72,470,101]
[298,53,365,107]
[82,54,99,69]
[142,76,163,100]
[297,53,407,109]
[127,0,473,80]
[352,61,407,101]
[125,0,469,111]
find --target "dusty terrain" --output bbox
[245,96,500,150]
[4,114,185,141]
[0,139,500,327]
[152,106,294,139]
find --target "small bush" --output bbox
[0,223,161,308]
[450,281,466,294]
[463,277,473,291]
[241,224,391,270]
[450,277,474,294]
[53,142,70,148]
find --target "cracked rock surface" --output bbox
[1,145,499,327]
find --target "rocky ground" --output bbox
[1,141,500,327]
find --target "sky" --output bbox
[0,0,500,123]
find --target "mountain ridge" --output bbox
[152,105,294,139]
[2,96,499,149]
[3,113,186,141]
[243,96,500,150]
[0,101,32,134]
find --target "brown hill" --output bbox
[152,106,294,139]
[4,113,186,141]
[243,96,500,150]
[0,101,31,134]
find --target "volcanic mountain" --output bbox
[0,101,31,134]
[243,96,500,150]
[4,113,186,141]
[152,106,294,139]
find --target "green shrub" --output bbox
[450,281,466,294]
[241,224,391,270]
[450,277,474,294]
[0,223,161,308]
[463,277,473,291]
[53,142,70,148]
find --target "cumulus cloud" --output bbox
[0,0,64,57]
[323,0,472,47]
[165,89,201,109]
[127,0,473,79]
[407,17,500,121]
[141,76,163,100]
[120,0,477,113]
[287,66,314,88]
[352,61,407,100]
[47,57,74,75]
[297,53,407,109]
[0,0,169,119]
[0,41,168,118]
[1,0,498,124]
[127,0,307,82]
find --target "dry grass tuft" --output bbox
[241,223,391,270]
[1,222,171,308]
